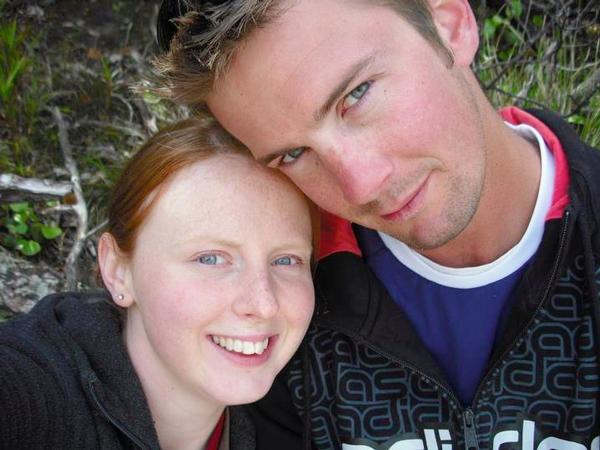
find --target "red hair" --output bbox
[107,115,248,255]
[105,115,319,260]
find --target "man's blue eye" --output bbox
[281,147,306,165]
[198,254,224,265]
[351,82,369,99]
[343,81,371,110]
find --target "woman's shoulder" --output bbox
[0,291,113,347]
[0,291,113,382]
[0,291,127,447]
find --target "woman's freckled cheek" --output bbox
[168,286,213,322]
[290,284,315,323]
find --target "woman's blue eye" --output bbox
[280,147,306,165]
[198,254,224,265]
[342,81,371,110]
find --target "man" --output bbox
[154,1,600,449]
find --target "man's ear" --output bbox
[430,0,479,67]
[97,232,134,308]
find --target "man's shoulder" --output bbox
[526,108,599,159]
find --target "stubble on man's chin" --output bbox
[385,175,483,255]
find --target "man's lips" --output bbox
[380,174,430,222]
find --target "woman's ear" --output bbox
[97,232,134,308]
[430,0,479,67]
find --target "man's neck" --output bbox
[419,106,542,268]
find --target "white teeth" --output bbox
[242,341,254,355]
[212,336,270,355]
[234,339,243,352]
[255,340,266,355]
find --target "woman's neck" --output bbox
[147,392,224,450]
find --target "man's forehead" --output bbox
[222,0,393,80]
[207,0,407,152]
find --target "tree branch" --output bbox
[50,107,89,290]
[0,173,72,202]
[572,67,600,105]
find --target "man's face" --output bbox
[208,0,486,251]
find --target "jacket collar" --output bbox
[525,108,600,239]
[50,292,161,449]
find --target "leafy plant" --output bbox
[0,17,48,175]
[483,0,525,55]
[475,0,600,146]
[0,20,29,105]
[1,202,63,257]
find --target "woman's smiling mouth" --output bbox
[211,335,270,355]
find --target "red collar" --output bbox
[205,411,226,450]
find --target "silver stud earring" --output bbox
[117,294,124,301]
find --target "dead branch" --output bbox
[572,67,600,105]
[84,219,108,241]
[0,173,72,202]
[50,107,89,290]
[78,119,147,141]
[111,92,135,123]
[133,97,158,136]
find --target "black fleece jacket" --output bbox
[0,292,256,450]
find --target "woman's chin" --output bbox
[210,378,274,406]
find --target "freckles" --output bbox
[156,287,201,322]
[289,288,315,323]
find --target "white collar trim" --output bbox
[377,122,555,289]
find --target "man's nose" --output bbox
[232,270,279,320]
[320,142,392,206]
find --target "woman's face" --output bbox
[121,155,314,407]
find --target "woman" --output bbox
[0,116,316,450]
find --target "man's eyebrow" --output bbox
[313,52,379,123]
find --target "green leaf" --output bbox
[0,56,29,102]
[9,202,30,213]
[2,234,17,249]
[483,18,498,40]
[567,115,585,126]
[532,15,544,27]
[509,0,523,18]
[12,211,27,224]
[7,222,28,235]
[491,15,505,26]
[16,239,41,256]
[41,225,62,239]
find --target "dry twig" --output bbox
[0,174,72,202]
[50,107,89,290]
[572,68,600,105]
